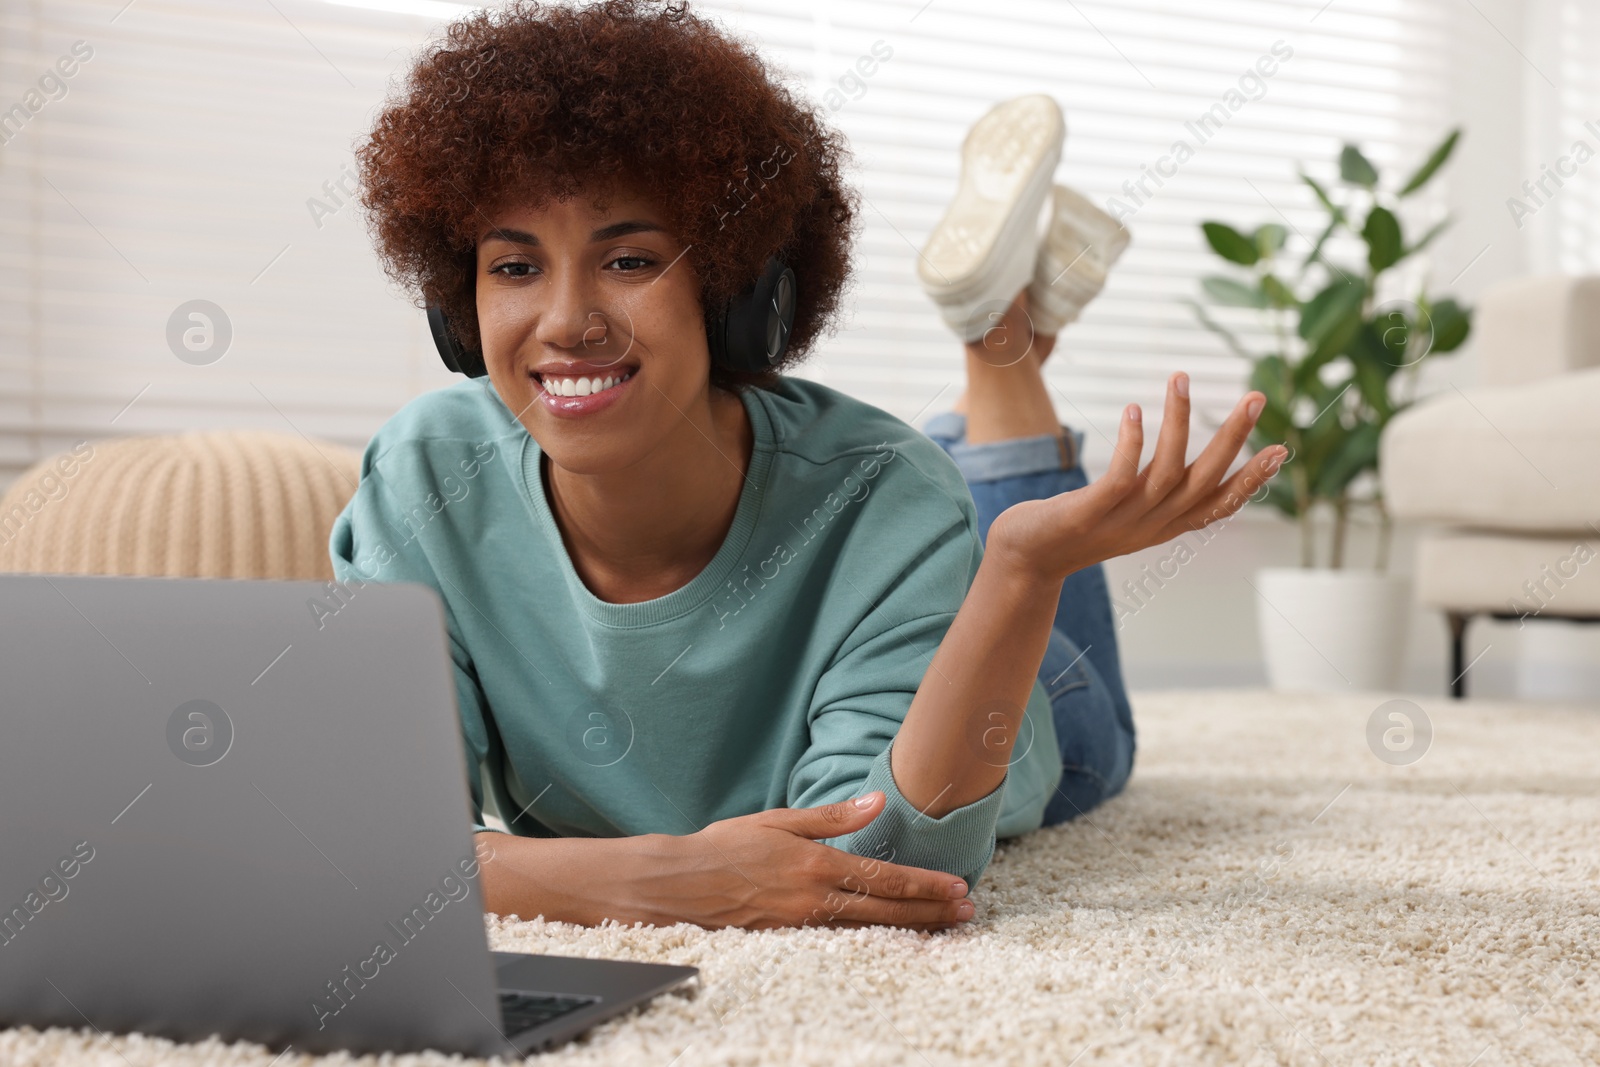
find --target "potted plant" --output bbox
[1192,129,1471,692]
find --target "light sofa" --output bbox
[1380,274,1600,697]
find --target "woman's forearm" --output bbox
[476,830,658,924]
[889,552,1063,818]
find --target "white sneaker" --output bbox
[917,95,1064,343]
[1027,184,1130,336]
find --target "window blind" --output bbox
[712,0,1457,471]
[0,0,1458,488]
[1553,0,1600,273]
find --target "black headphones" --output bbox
[427,256,797,378]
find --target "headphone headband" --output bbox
[426,255,796,380]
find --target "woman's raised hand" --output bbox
[986,371,1286,586]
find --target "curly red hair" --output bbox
[355,0,859,391]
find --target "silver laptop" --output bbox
[0,572,696,1059]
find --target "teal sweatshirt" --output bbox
[328,375,1061,888]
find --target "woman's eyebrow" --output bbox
[481,227,538,247]
[590,220,663,241]
[478,220,663,247]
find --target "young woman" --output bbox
[333,0,1284,933]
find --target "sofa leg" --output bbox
[1446,612,1472,699]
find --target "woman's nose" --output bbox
[534,271,601,350]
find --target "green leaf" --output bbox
[1293,343,1339,393]
[1341,319,1395,380]
[1202,221,1260,266]
[1301,172,1347,222]
[1314,314,1364,364]
[1368,312,1411,372]
[1298,174,1347,274]
[1302,216,1341,273]
[1314,422,1381,498]
[1363,206,1404,272]
[1301,413,1349,481]
[1340,145,1380,187]
[1202,274,1269,308]
[1247,355,1294,440]
[1299,378,1340,430]
[1399,128,1462,197]
[1249,354,1293,405]
[1298,278,1367,348]
[1354,356,1394,420]
[1400,216,1451,262]
[1254,224,1289,258]
[1344,328,1397,417]
[1425,298,1471,353]
[1261,274,1299,309]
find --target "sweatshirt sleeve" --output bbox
[786,499,1006,889]
[328,441,503,837]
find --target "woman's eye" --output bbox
[488,257,652,276]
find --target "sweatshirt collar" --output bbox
[516,386,776,628]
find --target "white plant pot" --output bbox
[1255,568,1411,693]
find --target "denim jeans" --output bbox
[921,411,1136,829]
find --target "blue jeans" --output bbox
[922,411,1136,829]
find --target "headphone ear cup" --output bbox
[767,268,795,358]
[427,304,487,378]
[714,257,797,374]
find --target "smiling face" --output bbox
[474,186,716,474]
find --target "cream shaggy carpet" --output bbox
[5,689,1597,1066]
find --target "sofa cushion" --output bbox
[1380,366,1600,533]
[1413,530,1600,616]
[1472,274,1600,387]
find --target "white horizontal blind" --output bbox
[0,0,458,488]
[0,0,1457,488]
[1554,0,1600,273]
[695,0,1457,472]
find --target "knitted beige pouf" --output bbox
[0,431,362,580]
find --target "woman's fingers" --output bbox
[1158,443,1286,542]
[801,849,975,929]
[985,379,1275,583]
[823,852,968,903]
[1191,390,1267,489]
[1092,402,1146,506]
[1125,371,1192,514]
[1148,389,1267,521]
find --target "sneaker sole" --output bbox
[1033,187,1130,289]
[1028,185,1130,331]
[917,95,1064,306]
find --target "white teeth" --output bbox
[539,371,632,397]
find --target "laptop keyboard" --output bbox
[498,990,599,1035]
